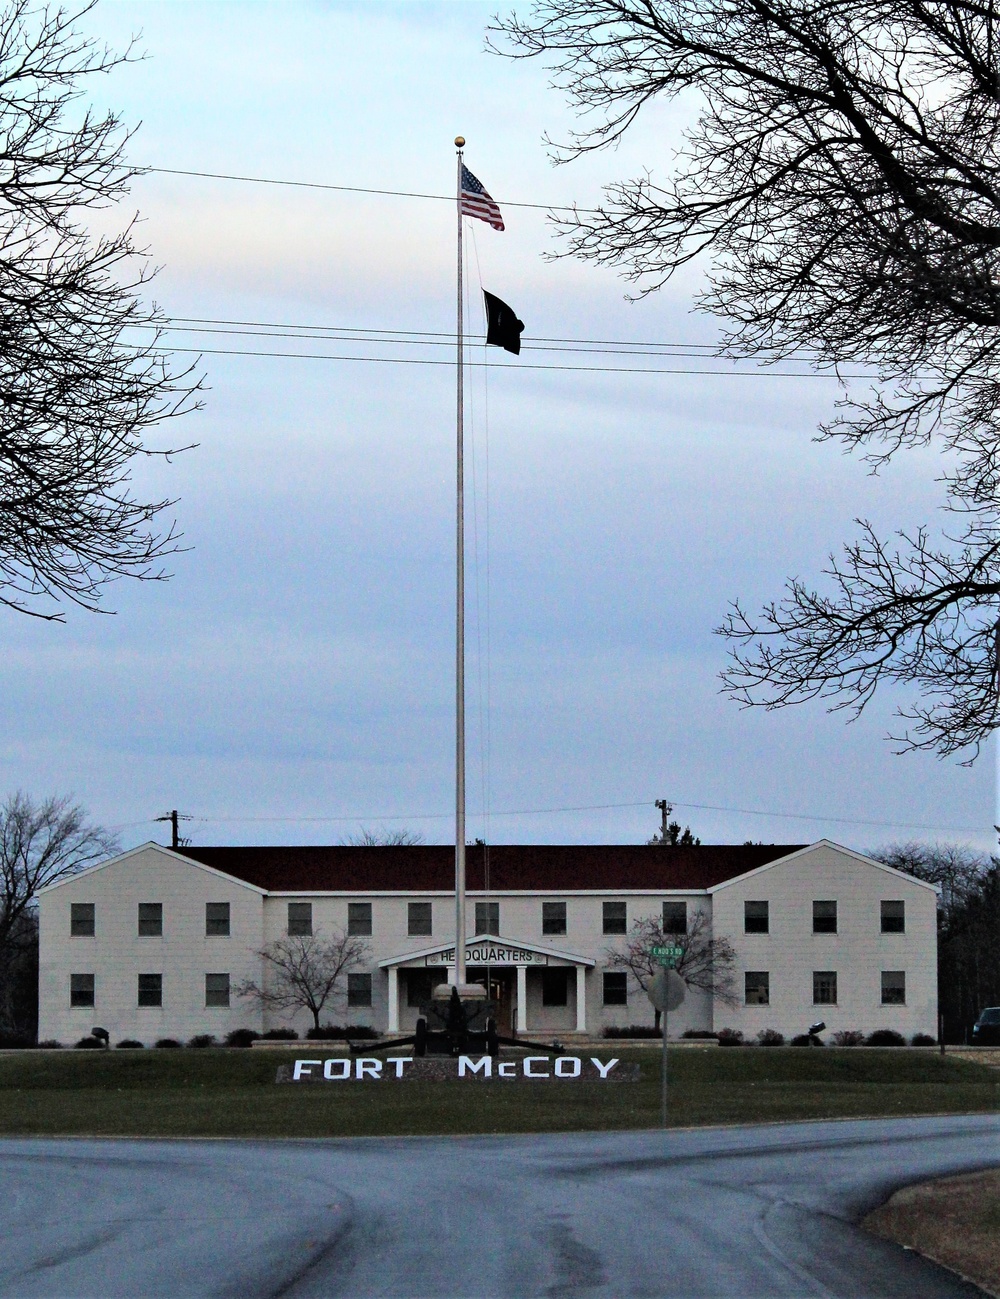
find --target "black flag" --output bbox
[483,290,524,355]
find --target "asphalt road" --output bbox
[1,1115,998,1298]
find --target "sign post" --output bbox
[647,950,685,1129]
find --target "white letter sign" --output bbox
[458,1055,492,1077]
[591,1058,619,1078]
[323,1058,351,1080]
[293,1059,321,1080]
[554,1056,581,1077]
[523,1056,550,1078]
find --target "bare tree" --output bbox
[0,0,201,620]
[604,910,737,1027]
[235,930,372,1032]
[343,827,425,846]
[0,791,116,1031]
[494,1,1000,760]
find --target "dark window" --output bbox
[813,901,837,934]
[348,902,372,936]
[744,901,769,934]
[603,901,627,935]
[475,901,499,934]
[542,969,569,1006]
[881,901,905,933]
[138,903,162,937]
[662,901,687,934]
[206,903,230,937]
[745,971,770,1005]
[138,973,162,1007]
[70,903,95,937]
[407,902,432,937]
[603,971,628,1005]
[287,903,312,937]
[881,970,906,1005]
[542,901,567,935]
[813,971,837,1005]
[407,970,445,1007]
[205,973,230,1007]
[348,973,372,1007]
[70,973,94,1007]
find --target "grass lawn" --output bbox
[0,1047,996,1139]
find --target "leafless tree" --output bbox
[604,910,737,1027]
[0,791,116,1030]
[343,827,425,846]
[235,929,372,1032]
[494,1,1000,760]
[0,0,201,621]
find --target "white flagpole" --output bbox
[454,136,467,989]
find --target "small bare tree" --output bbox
[343,828,425,846]
[236,930,372,1032]
[604,911,737,1028]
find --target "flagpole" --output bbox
[454,135,467,990]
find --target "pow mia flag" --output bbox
[483,290,524,355]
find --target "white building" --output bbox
[37,839,938,1044]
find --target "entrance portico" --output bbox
[380,935,595,1035]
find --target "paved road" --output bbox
[1,1115,998,1298]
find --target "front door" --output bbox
[468,967,515,1035]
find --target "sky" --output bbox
[0,0,995,853]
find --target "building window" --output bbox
[348,902,372,936]
[407,970,444,1007]
[408,902,432,937]
[138,973,163,1007]
[881,970,906,1005]
[542,969,569,1006]
[603,971,628,1005]
[662,901,687,934]
[744,901,769,934]
[70,973,94,1007]
[348,973,372,1007]
[138,903,162,937]
[70,903,95,937]
[813,901,838,934]
[206,903,231,937]
[813,971,837,1005]
[603,901,627,935]
[881,901,905,933]
[542,902,567,935]
[475,901,499,934]
[205,973,230,1007]
[745,971,770,1005]
[287,903,312,937]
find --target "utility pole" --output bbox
[655,799,673,845]
[154,810,191,850]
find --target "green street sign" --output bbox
[651,946,684,958]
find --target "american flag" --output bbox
[460,165,505,231]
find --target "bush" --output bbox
[37,1039,62,1049]
[756,1029,785,1046]
[305,1024,378,1041]
[225,1028,260,1048]
[259,1028,298,1041]
[682,1030,719,1040]
[602,1025,661,1039]
[911,1033,937,1047]
[154,1038,182,1049]
[115,1039,144,1049]
[716,1028,745,1047]
[831,1030,865,1047]
[791,1033,824,1046]
[865,1029,906,1047]
[74,1036,104,1049]
[187,1034,216,1049]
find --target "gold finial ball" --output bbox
[454,136,465,148]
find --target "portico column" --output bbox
[575,965,586,1034]
[387,966,399,1033]
[516,964,527,1033]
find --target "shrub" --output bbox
[911,1033,937,1047]
[115,1039,144,1049]
[225,1028,260,1048]
[831,1029,865,1047]
[716,1028,745,1047]
[154,1038,182,1049]
[756,1029,785,1046]
[37,1039,62,1049]
[682,1030,719,1040]
[865,1029,906,1047]
[187,1034,216,1049]
[602,1025,661,1039]
[305,1024,378,1041]
[791,1033,824,1046]
[74,1036,104,1049]
[259,1028,298,1041]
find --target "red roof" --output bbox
[178,844,802,893]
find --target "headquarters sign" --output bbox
[424,944,548,966]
